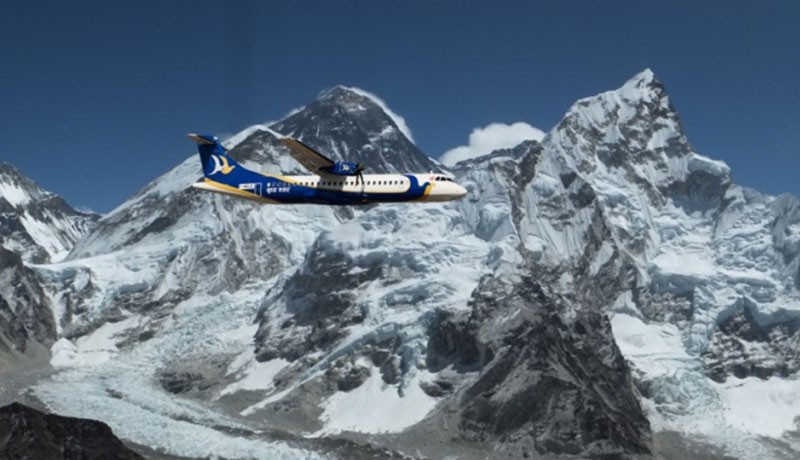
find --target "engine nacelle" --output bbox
[323,161,363,176]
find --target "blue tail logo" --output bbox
[210,155,235,175]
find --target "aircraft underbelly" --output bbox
[194,174,430,205]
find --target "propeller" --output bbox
[355,163,365,186]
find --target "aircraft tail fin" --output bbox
[187,134,242,180]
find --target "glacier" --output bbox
[1,70,799,459]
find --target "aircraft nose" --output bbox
[455,184,467,198]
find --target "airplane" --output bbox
[188,133,467,205]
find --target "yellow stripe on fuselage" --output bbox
[416,182,434,201]
[261,173,299,184]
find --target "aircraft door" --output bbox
[238,182,262,196]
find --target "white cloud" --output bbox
[440,122,545,166]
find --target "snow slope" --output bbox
[5,72,800,459]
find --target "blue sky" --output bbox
[1,1,798,212]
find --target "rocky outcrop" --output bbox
[0,246,54,358]
[702,299,800,382]
[0,402,143,460]
[427,274,651,457]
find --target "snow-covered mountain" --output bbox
[0,163,98,264]
[0,165,96,367]
[2,72,800,459]
[0,245,54,365]
[271,86,442,174]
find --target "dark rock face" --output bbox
[670,169,730,211]
[0,402,143,460]
[255,236,378,363]
[157,355,230,394]
[325,357,371,392]
[428,275,651,456]
[702,299,800,382]
[426,309,490,373]
[0,245,54,356]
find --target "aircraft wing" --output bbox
[279,138,335,174]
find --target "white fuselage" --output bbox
[279,173,467,202]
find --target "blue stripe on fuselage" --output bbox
[207,168,430,205]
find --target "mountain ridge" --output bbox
[1,70,798,459]
[0,162,98,264]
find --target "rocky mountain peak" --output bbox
[316,85,408,132]
[271,86,440,173]
[0,164,98,264]
[0,161,21,177]
[278,85,407,139]
[542,69,730,216]
[560,68,677,142]
[620,68,660,94]
[0,162,48,207]
[317,84,368,104]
